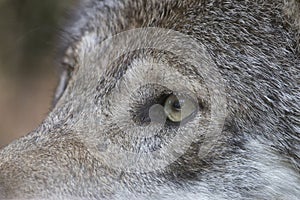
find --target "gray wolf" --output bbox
[0,0,299,199]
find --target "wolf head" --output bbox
[0,0,299,199]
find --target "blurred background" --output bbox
[0,0,72,148]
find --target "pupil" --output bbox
[172,100,182,110]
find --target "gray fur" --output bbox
[0,0,300,199]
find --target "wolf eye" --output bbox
[164,94,197,123]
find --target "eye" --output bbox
[164,94,198,123]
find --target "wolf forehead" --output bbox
[58,0,300,116]
[59,0,300,65]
